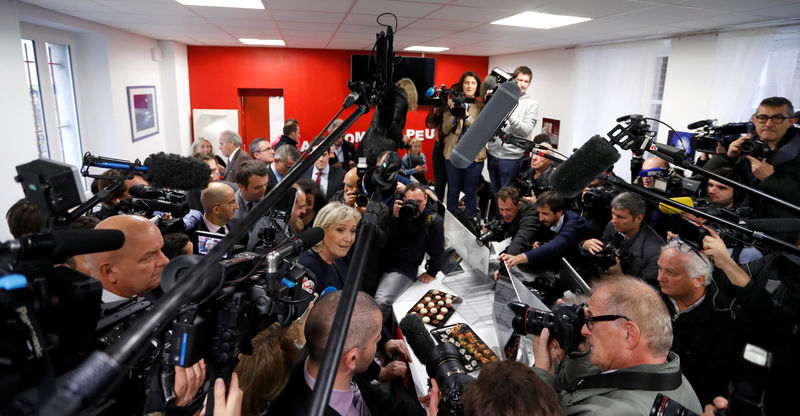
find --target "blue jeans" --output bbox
[444,159,484,216]
[487,155,524,195]
[374,271,416,328]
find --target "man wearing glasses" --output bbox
[707,97,799,218]
[532,276,702,415]
[249,137,275,165]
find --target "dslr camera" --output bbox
[398,198,420,221]
[476,220,504,247]
[739,138,770,160]
[508,302,586,352]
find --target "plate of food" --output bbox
[406,289,458,327]
[430,323,499,372]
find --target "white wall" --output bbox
[490,47,578,151]
[0,1,192,241]
[0,0,41,241]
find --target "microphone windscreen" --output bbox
[450,82,521,169]
[143,152,211,190]
[550,135,621,198]
[52,229,124,258]
[426,86,436,97]
[398,314,435,366]
[658,197,695,215]
[298,227,325,250]
[687,119,714,130]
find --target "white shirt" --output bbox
[312,164,331,195]
[102,289,131,303]
[202,215,227,234]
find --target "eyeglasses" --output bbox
[670,239,711,266]
[585,314,630,330]
[217,200,237,207]
[754,114,790,124]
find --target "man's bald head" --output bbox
[202,182,238,225]
[87,215,168,298]
[344,167,358,189]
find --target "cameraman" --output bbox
[332,167,367,216]
[705,96,800,218]
[374,182,445,327]
[532,276,702,415]
[483,186,545,255]
[486,66,539,193]
[581,192,664,282]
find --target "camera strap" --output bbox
[565,368,682,393]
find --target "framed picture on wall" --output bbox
[127,85,159,141]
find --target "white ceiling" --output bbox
[20,0,800,56]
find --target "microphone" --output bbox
[266,227,325,274]
[638,167,670,178]
[343,90,360,109]
[549,135,621,198]
[616,114,643,123]
[450,82,521,169]
[687,119,715,130]
[0,229,124,261]
[657,197,695,215]
[426,84,446,98]
[398,314,435,365]
[84,152,211,190]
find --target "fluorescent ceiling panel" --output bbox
[491,11,591,29]
[239,38,286,46]
[176,0,264,9]
[404,45,450,52]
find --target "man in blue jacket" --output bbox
[500,190,592,269]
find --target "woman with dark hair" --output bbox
[294,178,326,231]
[442,71,484,217]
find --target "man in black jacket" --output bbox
[705,96,800,218]
[657,239,742,406]
[374,182,445,327]
[483,186,547,255]
[581,192,664,283]
[267,291,425,416]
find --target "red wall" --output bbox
[187,46,488,180]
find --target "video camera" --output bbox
[425,85,476,119]
[507,302,586,352]
[638,167,701,198]
[688,119,754,154]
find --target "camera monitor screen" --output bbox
[196,231,227,257]
[667,130,696,161]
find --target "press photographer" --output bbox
[374,182,444,328]
[580,192,664,283]
[477,187,544,255]
[704,96,800,218]
[532,276,702,415]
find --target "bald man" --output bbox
[86,215,169,302]
[199,182,239,234]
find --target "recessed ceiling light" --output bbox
[404,46,449,52]
[176,0,264,9]
[239,38,285,46]
[491,11,591,29]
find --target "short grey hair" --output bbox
[610,192,646,218]
[221,130,242,146]
[663,240,713,286]
[275,143,300,163]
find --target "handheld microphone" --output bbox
[549,135,621,198]
[398,314,436,365]
[84,152,211,190]
[0,229,124,261]
[266,227,325,274]
[450,82,521,169]
[687,119,715,130]
[638,167,670,178]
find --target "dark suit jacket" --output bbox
[302,165,346,201]
[221,148,251,182]
[524,210,593,266]
[265,163,279,194]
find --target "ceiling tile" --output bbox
[451,0,551,10]
[188,6,269,20]
[536,0,660,19]
[270,10,346,23]
[750,2,800,18]
[677,0,800,13]
[610,4,728,25]
[342,13,417,27]
[350,0,443,18]
[426,5,520,22]
[669,13,777,30]
[265,0,354,13]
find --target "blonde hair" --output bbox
[396,78,418,111]
[311,202,361,252]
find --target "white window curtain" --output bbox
[706,29,774,122]
[570,39,671,181]
[753,28,800,111]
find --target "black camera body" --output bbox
[508,302,586,352]
[476,220,504,247]
[739,138,770,160]
[398,199,420,221]
[428,86,476,119]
